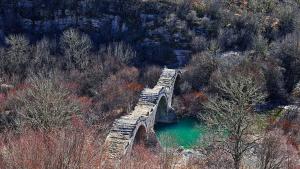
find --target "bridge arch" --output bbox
[173,75,182,96]
[102,68,181,168]
[133,124,147,145]
[155,95,168,123]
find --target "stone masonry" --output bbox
[102,68,181,168]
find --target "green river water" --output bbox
[154,118,207,149]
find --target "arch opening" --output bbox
[134,125,147,145]
[173,75,182,96]
[155,96,170,124]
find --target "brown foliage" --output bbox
[122,144,160,169]
[184,52,217,89]
[0,126,104,169]
[99,67,142,117]
[173,90,208,117]
[257,129,299,169]
[126,82,144,92]
[141,66,162,88]
[10,75,82,129]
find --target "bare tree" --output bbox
[202,66,267,169]
[61,29,92,70]
[102,41,136,65]
[256,130,292,169]
[14,74,81,129]
[32,38,52,72]
[5,35,31,74]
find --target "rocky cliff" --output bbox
[0,0,212,66]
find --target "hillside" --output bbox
[0,0,300,169]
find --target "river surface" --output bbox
[154,118,207,149]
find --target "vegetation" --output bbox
[0,0,299,168]
[203,64,267,169]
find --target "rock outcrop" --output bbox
[0,0,213,66]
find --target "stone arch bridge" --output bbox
[102,68,181,168]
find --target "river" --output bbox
[154,118,207,149]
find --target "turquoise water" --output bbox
[154,118,207,149]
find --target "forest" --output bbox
[0,0,300,169]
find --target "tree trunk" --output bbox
[234,157,241,169]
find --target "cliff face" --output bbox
[0,0,210,66]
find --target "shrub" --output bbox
[0,127,104,169]
[270,34,300,92]
[12,75,82,129]
[218,11,260,51]
[176,0,193,18]
[99,67,141,115]
[123,144,160,169]
[275,5,296,38]
[140,66,162,88]
[253,34,269,56]
[201,0,222,20]
[184,52,217,89]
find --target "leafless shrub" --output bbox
[158,134,181,169]
[12,74,82,129]
[141,66,162,88]
[256,129,299,169]
[123,144,160,169]
[184,52,217,89]
[0,126,104,169]
[99,67,142,116]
